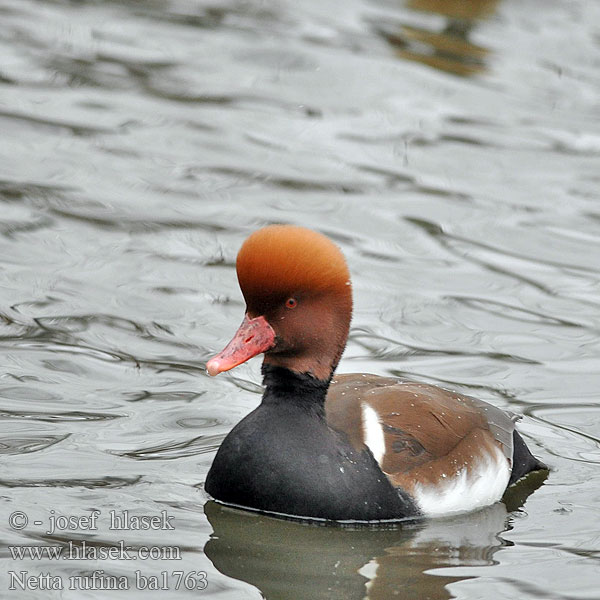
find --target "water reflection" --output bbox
[204,476,544,600]
[370,0,500,76]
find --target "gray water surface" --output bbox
[1,0,599,598]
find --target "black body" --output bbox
[205,365,545,521]
[205,366,418,521]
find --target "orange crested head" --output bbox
[208,225,353,381]
[236,225,352,311]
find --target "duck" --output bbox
[205,225,546,521]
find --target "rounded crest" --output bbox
[236,225,351,307]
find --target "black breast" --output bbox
[205,368,419,521]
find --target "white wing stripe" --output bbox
[361,403,386,466]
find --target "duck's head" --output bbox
[206,225,353,381]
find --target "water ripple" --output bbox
[118,434,225,461]
[0,475,141,489]
[0,434,69,455]
[0,409,123,422]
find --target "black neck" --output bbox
[261,364,329,415]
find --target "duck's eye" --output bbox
[285,297,298,309]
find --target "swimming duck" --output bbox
[205,225,545,521]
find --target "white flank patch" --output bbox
[413,444,511,517]
[361,402,385,466]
